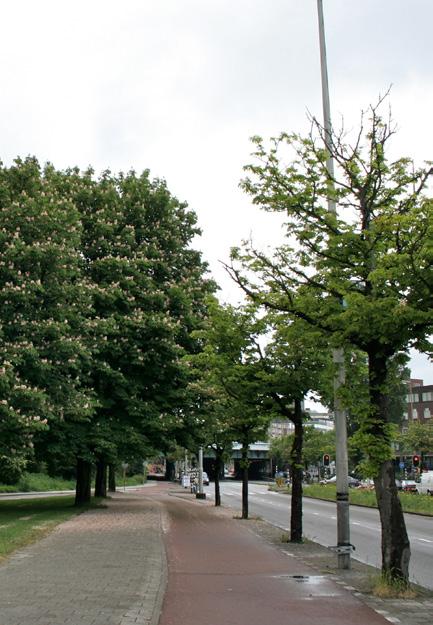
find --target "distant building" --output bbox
[268,409,334,439]
[268,419,294,438]
[402,379,433,428]
[397,378,433,471]
[306,410,334,432]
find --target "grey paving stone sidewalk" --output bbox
[0,490,167,625]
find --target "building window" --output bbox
[422,392,433,401]
[403,412,408,420]
[406,393,419,403]
[412,408,418,419]
[424,407,431,419]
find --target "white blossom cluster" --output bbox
[0,159,212,479]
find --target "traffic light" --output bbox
[413,455,420,468]
[323,454,330,467]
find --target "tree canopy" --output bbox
[0,157,215,497]
[228,100,433,582]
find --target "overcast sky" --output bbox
[0,0,431,382]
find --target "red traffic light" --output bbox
[413,455,420,467]
[323,454,330,466]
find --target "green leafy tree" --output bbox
[190,299,272,518]
[397,421,433,465]
[72,167,214,500]
[189,301,327,535]
[301,427,336,472]
[257,316,328,541]
[184,349,236,506]
[0,158,94,488]
[269,434,292,471]
[270,427,336,480]
[228,101,433,583]
[0,159,214,503]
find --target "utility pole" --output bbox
[196,446,206,499]
[316,0,351,570]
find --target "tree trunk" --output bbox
[290,398,304,543]
[374,460,410,582]
[75,458,92,506]
[108,463,116,493]
[369,350,410,583]
[94,459,107,498]
[165,460,175,481]
[214,448,222,507]
[241,441,249,519]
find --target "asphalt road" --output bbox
[204,480,433,591]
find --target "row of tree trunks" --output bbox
[94,460,107,498]
[75,458,92,506]
[75,458,116,506]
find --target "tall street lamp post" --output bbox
[316,0,351,570]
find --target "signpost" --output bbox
[121,463,129,492]
[196,446,206,499]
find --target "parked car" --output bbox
[400,480,418,493]
[417,471,433,496]
[202,471,210,486]
[357,479,375,490]
[322,475,361,488]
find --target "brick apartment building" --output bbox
[400,379,433,471]
[403,379,433,425]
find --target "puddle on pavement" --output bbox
[272,574,341,597]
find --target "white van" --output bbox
[417,471,433,496]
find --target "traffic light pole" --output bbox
[317,0,351,569]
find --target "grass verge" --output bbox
[269,483,433,516]
[117,474,148,487]
[0,471,147,494]
[370,572,418,599]
[0,495,102,561]
[0,473,75,493]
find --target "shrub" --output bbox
[0,455,26,485]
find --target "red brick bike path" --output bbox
[157,488,390,625]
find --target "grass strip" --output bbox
[0,496,102,560]
[270,483,433,516]
[0,471,146,494]
[0,473,75,493]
